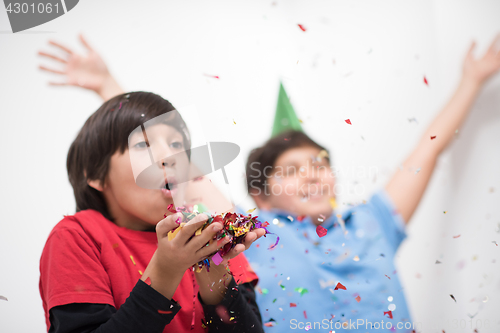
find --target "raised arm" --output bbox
[386,35,500,224]
[38,34,123,101]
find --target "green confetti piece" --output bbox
[273,298,277,303]
[294,287,309,296]
[280,284,286,290]
[262,288,269,295]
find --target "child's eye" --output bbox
[170,141,184,149]
[134,141,149,149]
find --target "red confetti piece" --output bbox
[355,295,361,303]
[158,309,173,314]
[345,119,352,125]
[166,204,177,214]
[334,282,346,290]
[384,310,393,319]
[290,303,297,307]
[316,225,328,238]
[385,274,391,279]
[424,76,429,85]
[203,73,220,79]
[264,322,274,327]
[431,136,437,140]
[298,24,306,32]
[262,221,270,227]
[145,277,152,286]
[453,234,461,238]
[112,243,119,249]
[303,310,308,319]
[297,215,306,221]
[212,252,224,265]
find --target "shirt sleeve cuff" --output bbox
[131,279,182,324]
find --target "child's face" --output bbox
[260,146,335,220]
[101,123,190,230]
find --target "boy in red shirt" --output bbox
[39,92,266,333]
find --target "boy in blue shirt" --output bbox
[243,36,500,332]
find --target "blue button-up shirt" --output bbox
[242,190,413,332]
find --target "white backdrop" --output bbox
[1,0,499,332]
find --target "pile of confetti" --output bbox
[166,204,277,272]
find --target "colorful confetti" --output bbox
[303,310,308,319]
[334,282,346,290]
[384,310,393,319]
[316,225,328,238]
[450,294,457,303]
[203,73,220,79]
[0,295,7,301]
[290,303,297,307]
[355,295,361,303]
[167,208,277,271]
[294,287,309,296]
[158,309,173,314]
[424,76,429,85]
[431,136,437,140]
[298,24,306,32]
[453,235,461,239]
[345,119,352,125]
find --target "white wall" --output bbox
[0,1,499,332]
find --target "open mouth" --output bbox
[159,176,178,192]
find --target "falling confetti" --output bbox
[430,136,437,140]
[316,225,328,238]
[233,119,236,125]
[145,277,152,286]
[297,215,306,222]
[294,287,309,296]
[246,208,256,213]
[158,309,173,314]
[345,119,352,125]
[453,235,461,239]
[385,274,391,279]
[290,303,297,307]
[0,296,7,301]
[355,295,361,303]
[303,310,308,319]
[203,73,220,79]
[450,294,457,303]
[424,76,429,85]
[334,282,346,290]
[384,310,393,319]
[298,24,306,32]
[130,255,136,266]
[435,260,442,264]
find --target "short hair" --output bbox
[66,91,191,221]
[245,130,330,196]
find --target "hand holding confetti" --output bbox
[166,205,274,272]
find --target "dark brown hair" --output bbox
[67,92,191,221]
[245,130,330,196]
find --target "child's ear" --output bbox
[87,179,104,192]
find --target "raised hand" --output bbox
[38,34,123,100]
[463,34,500,85]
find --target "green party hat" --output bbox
[271,82,303,137]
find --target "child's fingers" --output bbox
[187,221,223,251]
[196,235,230,259]
[174,214,209,244]
[156,213,183,239]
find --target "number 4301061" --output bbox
[6,2,60,14]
